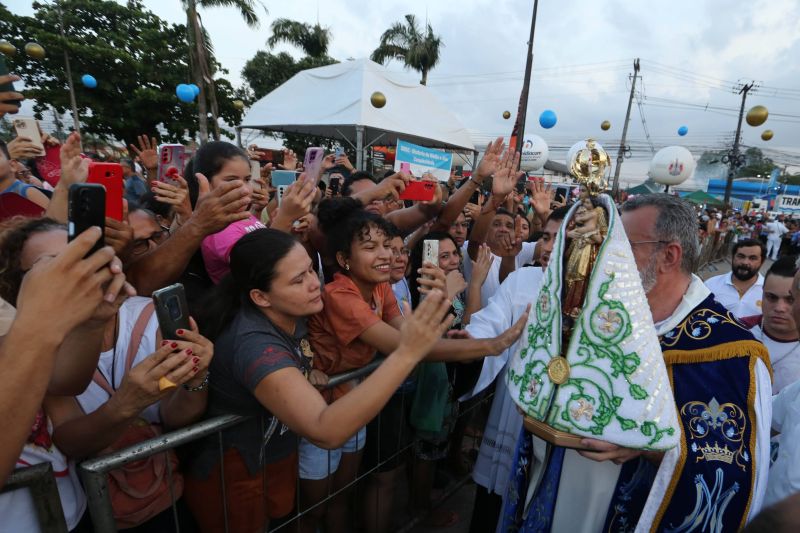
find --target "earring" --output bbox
[345,263,350,271]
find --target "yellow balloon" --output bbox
[502,110,511,119]
[600,120,611,131]
[761,130,773,141]
[370,91,386,109]
[24,42,46,60]
[233,99,245,111]
[0,40,16,57]
[746,105,768,127]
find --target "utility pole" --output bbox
[510,0,540,159]
[57,2,81,136]
[723,82,755,205]
[611,58,639,197]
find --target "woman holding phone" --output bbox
[183,228,460,533]
[0,217,213,531]
[301,198,529,533]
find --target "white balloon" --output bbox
[519,135,549,171]
[648,146,696,185]
[566,140,604,169]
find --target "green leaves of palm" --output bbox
[267,18,332,59]
[371,14,443,85]
[182,0,265,28]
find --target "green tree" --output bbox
[182,0,265,143]
[371,14,443,85]
[0,0,241,147]
[267,19,332,59]
[737,147,775,178]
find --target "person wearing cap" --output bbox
[120,157,148,205]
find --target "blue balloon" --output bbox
[678,125,688,136]
[176,84,195,103]
[539,109,557,129]
[189,84,200,97]
[81,74,97,89]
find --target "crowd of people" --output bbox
[2,70,800,533]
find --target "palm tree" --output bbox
[370,14,443,86]
[182,0,266,143]
[267,18,332,59]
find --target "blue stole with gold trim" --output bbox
[603,294,769,533]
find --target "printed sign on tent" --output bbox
[394,139,453,182]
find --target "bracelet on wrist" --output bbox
[183,371,209,392]
[468,177,481,187]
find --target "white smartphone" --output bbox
[420,239,439,301]
[12,117,45,156]
[272,170,298,207]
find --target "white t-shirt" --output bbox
[765,220,788,240]
[751,322,800,394]
[765,379,800,506]
[464,266,543,500]
[0,413,86,532]
[461,240,537,309]
[77,297,162,423]
[704,272,764,320]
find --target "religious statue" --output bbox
[563,191,608,317]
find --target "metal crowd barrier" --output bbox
[69,356,485,532]
[1,462,68,532]
[696,231,734,273]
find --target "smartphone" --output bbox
[250,159,261,183]
[329,176,341,197]
[157,144,185,186]
[152,283,191,341]
[420,239,440,301]
[334,147,344,158]
[12,117,45,156]
[87,162,124,220]
[303,147,325,180]
[272,170,298,206]
[555,185,570,204]
[67,183,105,256]
[399,180,436,202]
[254,147,284,167]
[0,56,19,111]
[515,174,527,195]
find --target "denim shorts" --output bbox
[298,426,366,480]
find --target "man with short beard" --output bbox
[705,238,766,320]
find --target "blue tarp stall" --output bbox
[706,179,800,201]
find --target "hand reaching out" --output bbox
[529,179,554,219]
[190,174,251,235]
[0,74,23,118]
[474,137,506,183]
[8,136,44,159]
[396,289,455,362]
[470,243,494,287]
[59,132,89,187]
[280,149,298,170]
[152,175,192,223]
[417,262,448,297]
[129,135,159,173]
[445,270,467,301]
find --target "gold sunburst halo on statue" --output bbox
[570,138,611,196]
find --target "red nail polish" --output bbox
[177,329,185,335]
[171,342,178,348]
[192,366,199,373]
[161,340,168,346]
[192,356,199,364]
[186,348,193,355]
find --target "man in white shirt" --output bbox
[745,255,800,394]
[765,215,789,260]
[705,238,766,320]
[462,206,567,533]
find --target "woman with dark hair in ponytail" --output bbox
[183,228,459,533]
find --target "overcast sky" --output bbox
[7,0,800,186]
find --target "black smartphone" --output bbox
[555,185,570,204]
[152,283,191,341]
[515,175,527,195]
[0,56,19,110]
[329,176,341,196]
[67,183,105,256]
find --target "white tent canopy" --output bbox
[240,58,476,169]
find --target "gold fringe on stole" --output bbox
[739,355,759,530]
[650,365,686,532]
[662,340,773,381]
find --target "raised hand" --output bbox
[273,175,317,226]
[279,149,298,171]
[0,74,23,118]
[190,174,251,235]
[417,262,448,297]
[529,179,554,219]
[463,202,480,221]
[491,147,522,199]
[474,137,506,182]
[335,153,355,172]
[59,132,89,186]
[129,135,159,174]
[445,270,468,301]
[470,243,494,287]
[173,317,214,389]
[396,289,455,362]
[152,175,192,223]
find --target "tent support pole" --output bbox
[472,151,478,174]
[356,126,365,171]
[235,127,242,148]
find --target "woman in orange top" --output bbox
[303,198,529,533]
